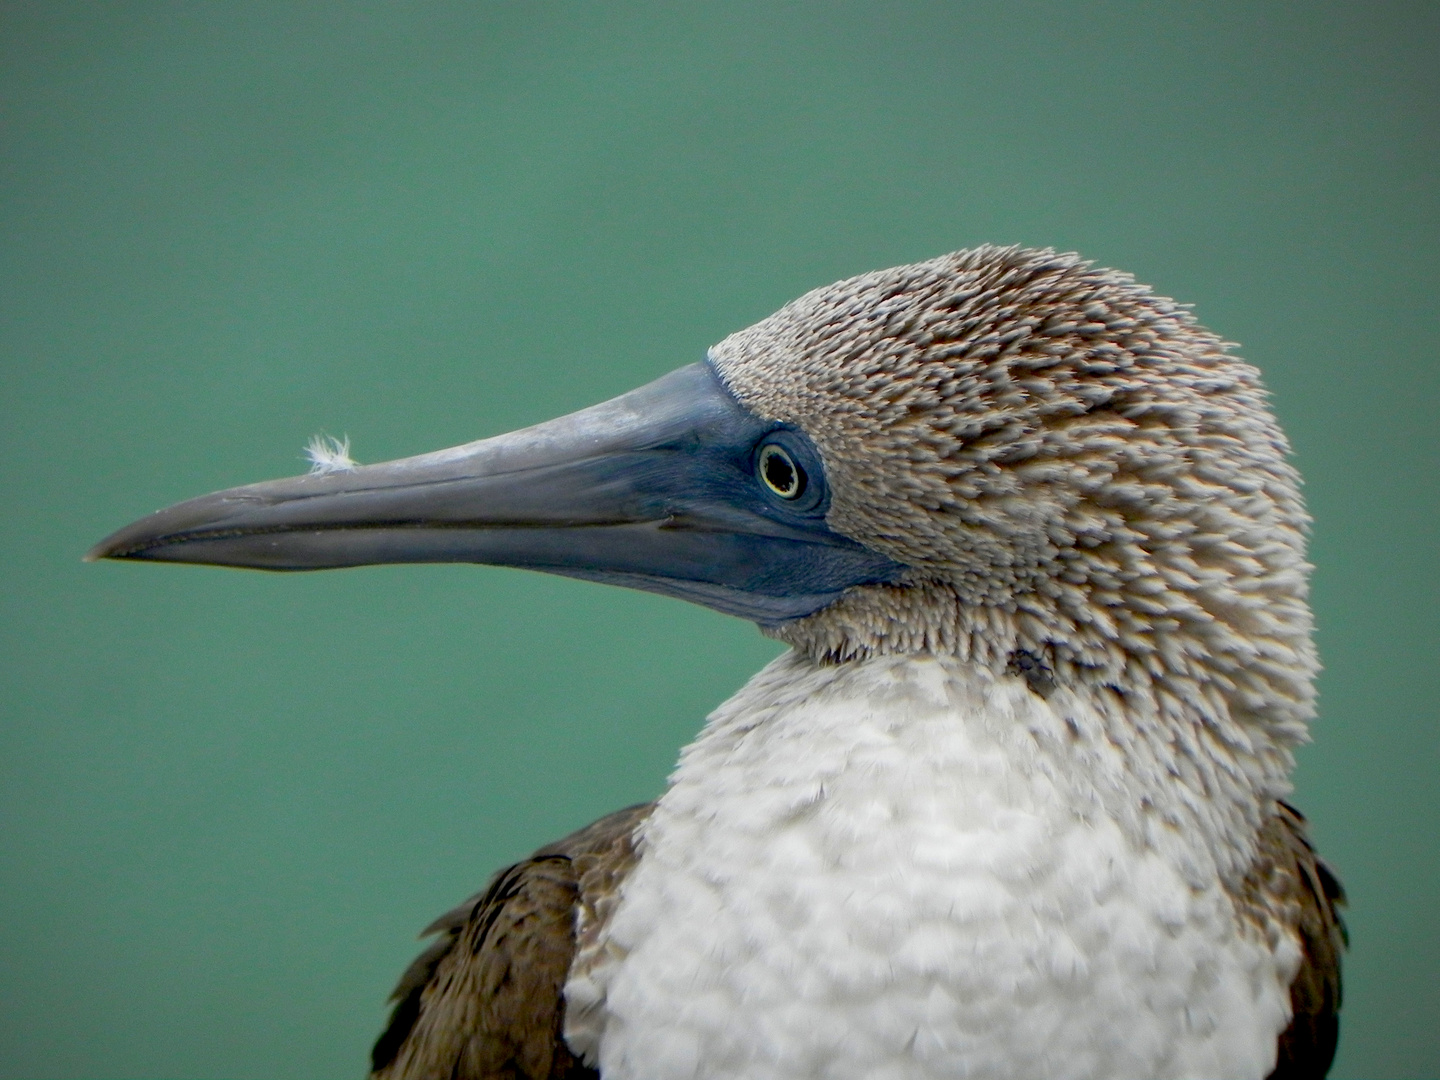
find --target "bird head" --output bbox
[90,246,1316,752]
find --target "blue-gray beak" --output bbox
[88,363,902,625]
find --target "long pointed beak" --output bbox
[89,363,901,624]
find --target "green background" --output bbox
[2,3,1436,1077]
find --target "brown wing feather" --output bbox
[371,804,654,1080]
[1264,801,1347,1080]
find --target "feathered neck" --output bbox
[766,576,1314,887]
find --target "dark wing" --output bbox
[371,804,654,1080]
[1265,801,1347,1080]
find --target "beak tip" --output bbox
[86,526,150,563]
[84,538,122,562]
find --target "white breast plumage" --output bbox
[566,651,1300,1080]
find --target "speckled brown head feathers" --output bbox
[711,245,1316,763]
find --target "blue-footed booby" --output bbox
[90,247,1343,1080]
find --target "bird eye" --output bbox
[758,443,806,500]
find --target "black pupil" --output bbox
[763,448,802,497]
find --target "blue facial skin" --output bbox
[89,362,907,627]
[526,361,906,623]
